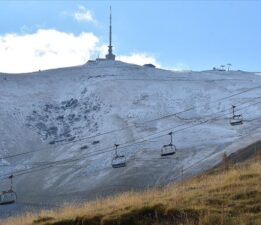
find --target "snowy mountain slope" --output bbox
[0,60,261,211]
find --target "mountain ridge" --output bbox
[0,60,261,216]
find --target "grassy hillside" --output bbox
[2,155,261,225]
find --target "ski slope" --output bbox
[0,60,261,214]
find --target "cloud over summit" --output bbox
[0,29,165,73]
[0,29,100,73]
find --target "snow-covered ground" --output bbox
[0,60,261,217]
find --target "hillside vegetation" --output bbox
[2,153,260,225]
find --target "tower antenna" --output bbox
[106,6,115,60]
[109,6,112,48]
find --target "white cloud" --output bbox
[0,29,101,73]
[73,5,95,23]
[117,53,161,67]
[0,29,188,73]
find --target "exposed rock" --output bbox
[25,94,108,142]
[92,140,100,145]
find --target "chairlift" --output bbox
[111,144,126,168]
[230,105,243,126]
[0,175,17,205]
[161,132,176,157]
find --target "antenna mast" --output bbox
[106,6,116,60]
[109,6,112,49]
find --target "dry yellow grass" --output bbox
[1,156,261,225]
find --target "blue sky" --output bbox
[0,0,260,72]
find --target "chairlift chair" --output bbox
[0,175,17,205]
[161,132,177,157]
[230,105,243,126]
[111,144,126,168]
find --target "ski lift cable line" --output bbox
[1,99,260,180]
[3,85,261,161]
[3,123,255,183]
[0,120,257,188]
[2,97,261,179]
[8,125,258,199]
[1,97,260,178]
[0,96,259,173]
[2,93,261,165]
[1,127,253,207]
[2,85,261,160]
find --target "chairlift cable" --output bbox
[2,85,261,160]
[1,99,260,180]
[1,98,260,179]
